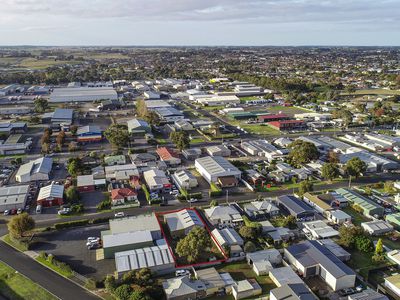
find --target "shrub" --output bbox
[54,219,89,230]
[244,241,256,253]
[142,184,151,203]
[96,199,111,211]
[114,284,132,300]
[91,217,110,224]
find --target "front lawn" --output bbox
[0,261,57,300]
[342,206,370,226]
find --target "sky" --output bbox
[0,0,399,46]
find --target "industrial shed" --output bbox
[50,87,118,103]
[0,185,29,212]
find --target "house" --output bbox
[15,157,52,183]
[327,210,352,225]
[348,289,389,300]
[154,107,184,123]
[232,279,262,300]
[211,227,244,254]
[302,192,333,214]
[335,188,384,217]
[268,120,306,131]
[156,147,181,166]
[127,118,151,135]
[110,188,138,206]
[172,170,198,190]
[104,155,126,166]
[143,169,171,193]
[241,140,287,162]
[303,220,339,239]
[164,209,205,238]
[246,249,282,276]
[205,145,231,157]
[182,148,202,160]
[0,185,29,212]
[276,195,315,220]
[270,283,317,300]
[385,274,400,298]
[204,205,243,227]
[387,250,400,267]
[37,183,64,207]
[77,175,106,192]
[284,240,356,291]
[386,212,400,230]
[129,153,157,165]
[105,164,139,181]
[194,268,226,297]
[76,125,102,143]
[102,230,154,259]
[195,156,241,187]
[163,275,206,300]
[115,243,175,276]
[244,200,280,220]
[175,120,194,131]
[361,220,393,235]
[268,266,304,287]
[316,239,351,262]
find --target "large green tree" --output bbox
[176,227,212,263]
[65,186,79,203]
[170,131,190,151]
[298,180,313,196]
[7,213,35,239]
[321,162,340,181]
[66,157,84,177]
[288,140,319,166]
[345,157,367,178]
[34,98,49,113]
[104,124,129,149]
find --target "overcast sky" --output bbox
[1,0,399,46]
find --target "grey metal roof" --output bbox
[52,108,73,120]
[277,195,314,216]
[271,283,317,300]
[195,156,240,176]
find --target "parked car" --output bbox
[3,210,10,216]
[87,237,100,243]
[187,198,198,203]
[114,212,125,218]
[169,190,179,195]
[17,208,23,214]
[57,208,71,215]
[175,270,190,277]
[10,209,17,215]
[36,205,42,214]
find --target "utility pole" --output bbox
[348,175,352,188]
[226,190,229,205]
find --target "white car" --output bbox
[87,237,100,243]
[175,270,190,277]
[187,198,198,203]
[170,190,179,195]
[114,212,125,218]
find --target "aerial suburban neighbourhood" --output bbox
[1,1,400,300]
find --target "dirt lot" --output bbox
[30,224,115,280]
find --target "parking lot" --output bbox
[30,224,115,280]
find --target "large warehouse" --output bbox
[50,87,118,103]
[195,156,242,187]
[0,185,29,212]
[15,157,53,183]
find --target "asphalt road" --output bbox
[0,241,100,300]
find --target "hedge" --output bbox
[54,219,89,230]
[91,217,110,224]
[142,184,151,203]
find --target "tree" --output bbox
[114,284,132,300]
[210,200,218,207]
[176,227,212,263]
[170,131,190,151]
[34,97,49,113]
[65,186,79,203]
[384,181,395,194]
[68,141,79,152]
[56,131,66,146]
[104,124,129,149]
[66,157,84,177]
[244,241,256,253]
[130,291,152,300]
[7,213,35,239]
[283,215,297,229]
[70,125,78,135]
[328,150,340,163]
[338,225,362,248]
[355,235,374,253]
[239,226,257,240]
[375,238,384,256]
[321,163,339,181]
[104,275,117,293]
[298,180,313,196]
[288,140,319,166]
[346,157,367,179]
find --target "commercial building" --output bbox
[284,240,356,291]
[335,188,384,217]
[15,157,52,183]
[143,169,171,193]
[241,140,287,161]
[105,164,139,181]
[127,118,151,135]
[156,147,181,166]
[0,122,27,135]
[76,125,102,143]
[246,249,282,276]
[204,205,243,227]
[76,175,106,193]
[106,214,162,240]
[205,145,231,157]
[42,108,74,125]
[302,193,333,214]
[326,210,352,225]
[339,148,398,172]
[172,170,198,190]
[196,95,240,106]
[348,289,389,300]
[386,213,400,230]
[270,283,317,300]
[233,83,264,96]
[37,183,64,207]
[361,220,393,235]
[0,185,29,212]
[384,274,400,298]
[164,209,204,238]
[276,195,315,220]
[303,220,339,239]
[268,120,306,131]
[195,156,241,187]
[145,100,170,109]
[103,230,154,259]
[298,136,349,154]
[257,114,290,123]
[115,243,175,276]
[316,239,351,262]
[154,107,184,123]
[50,87,118,103]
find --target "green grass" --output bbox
[0,260,57,300]
[190,137,205,144]
[240,124,280,135]
[342,206,369,226]
[19,58,80,69]
[346,248,393,279]
[213,262,276,300]
[36,256,73,278]
[2,234,30,252]
[341,89,400,96]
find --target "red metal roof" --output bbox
[156,147,179,160]
[111,188,137,200]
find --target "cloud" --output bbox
[1,0,399,26]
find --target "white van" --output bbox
[36,205,42,214]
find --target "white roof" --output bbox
[109,214,161,234]
[103,230,153,248]
[165,209,203,232]
[0,185,29,206]
[269,266,304,287]
[303,220,339,239]
[16,157,52,178]
[195,156,240,176]
[212,228,244,246]
[361,220,393,233]
[37,183,64,200]
[205,205,243,223]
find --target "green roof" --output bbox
[386,212,400,228]
[335,188,384,216]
